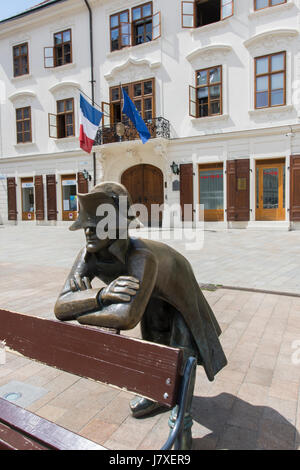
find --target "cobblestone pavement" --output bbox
[0,225,299,449]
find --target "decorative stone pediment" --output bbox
[104,57,161,83]
[49,81,80,94]
[8,90,36,102]
[244,29,299,55]
[186,45,232,64]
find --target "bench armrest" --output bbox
[161,356,197,451]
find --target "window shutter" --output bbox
[46,174,57,221]
[221,0,234,20]
[290,156,300,221]
[44,47,54,68]
[7,177,17,221]
[181,1,195,28]
[152,12,161,40]
[189,85,197,117]
[226,159,250,222]
[48,113,58,138]
[34,175,44,221]
[180,163,194,221]
[77,172,88,194]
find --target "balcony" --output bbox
[94,117,170,146]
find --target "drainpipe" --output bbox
[84,0,97,186]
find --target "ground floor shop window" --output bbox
[21,178,34,220]
[199,164,224,221]
[61,175,78,221]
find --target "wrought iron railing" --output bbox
[94,117,170,146]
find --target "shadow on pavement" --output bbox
[191,393,299,450]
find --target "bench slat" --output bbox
[0,422,49,450]
[0,310,183,407]
[0,398,105,450]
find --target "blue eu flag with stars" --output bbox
[122,88,151,144]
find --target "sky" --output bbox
[0,0,43,21]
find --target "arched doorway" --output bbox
[121,164,164,226]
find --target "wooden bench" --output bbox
[0,309,196,450]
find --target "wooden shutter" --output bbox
[46,174,57,221]
[180,164,194,221]
[77,172,88,194]
[34,175,44,221]
[226,159,250,222]
[7,177,17,221]
[290,155,300,221]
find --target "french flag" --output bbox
[79,94,103,154]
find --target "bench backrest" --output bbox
[0,309,183,408]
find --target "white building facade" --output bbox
[1,0,300,229]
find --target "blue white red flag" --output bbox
[79,94,103,154]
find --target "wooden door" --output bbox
[21,177,35,221]
[7,177,17,221]
[199,163,223,221]
[227,159,250,222]
[46,174,57,221]
[180,163,194,222]
[35,176,44,221]
[121,164,163,226]
[290,155,300,221]
[256,160,285,221]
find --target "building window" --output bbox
[189,66,222,118]
[108,79,155,124]
[61,175,78,221]
[254,0,286,11]
[44,29,72,68]
[181,0,234,28]
[16,107,32,143]
[109,2,161,51]
[132,2,153,45]
[255,52,286,109]
[13,43,29,77]
[21,178,35,221]
[110,10,130,52]
[48,98,75,139]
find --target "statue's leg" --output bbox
[168,311,198,450]
[130,299,172,418]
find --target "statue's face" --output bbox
[85,226,110,253]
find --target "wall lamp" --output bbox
[170,161,180,176]
[83,169,92,181]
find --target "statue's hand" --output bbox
[70,273,92,292]
[99,276,140,305]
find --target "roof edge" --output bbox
[0,0,68,25]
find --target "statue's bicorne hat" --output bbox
[69,181,137,231]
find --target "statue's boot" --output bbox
[130,395,167,418]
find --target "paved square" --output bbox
[0,225,299,449]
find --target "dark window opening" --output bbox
[196,0,220,27]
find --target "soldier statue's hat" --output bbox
[69,181,138,231]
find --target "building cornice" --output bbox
[170,123,300,146]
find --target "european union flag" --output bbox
[122,88,151,144]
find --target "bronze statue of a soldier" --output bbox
[54,182,227,449]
